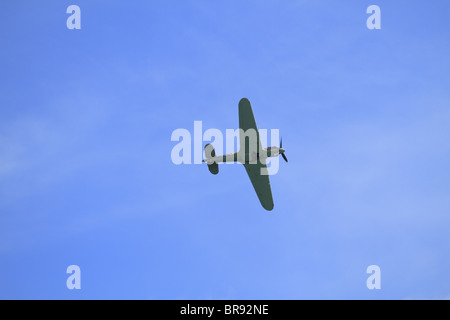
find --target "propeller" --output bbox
[280,138,288,163]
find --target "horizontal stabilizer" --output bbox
[204,144,219,175]
[208,162,219,175]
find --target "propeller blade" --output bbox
[281,152,288,163]
[280,138,283,148]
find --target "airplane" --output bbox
[202,98,287,211]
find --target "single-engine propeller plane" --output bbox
[203,98,287,211]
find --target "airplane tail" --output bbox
[203,144,219,175]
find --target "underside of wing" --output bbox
[239,98,263,156]
[243,161,274,211]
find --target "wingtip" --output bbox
[239,97,250,105]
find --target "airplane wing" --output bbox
[239,98,274,211]
[239,98,264,156]
[243,162,274,211]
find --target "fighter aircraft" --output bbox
[203,98,287,211]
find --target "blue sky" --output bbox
[1,0,449,299]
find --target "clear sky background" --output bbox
[1,0,449,299]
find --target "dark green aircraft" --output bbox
[203,98,287,211]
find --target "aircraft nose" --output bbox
[279,148,285,153]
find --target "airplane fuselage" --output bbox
[205,146,285,165]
